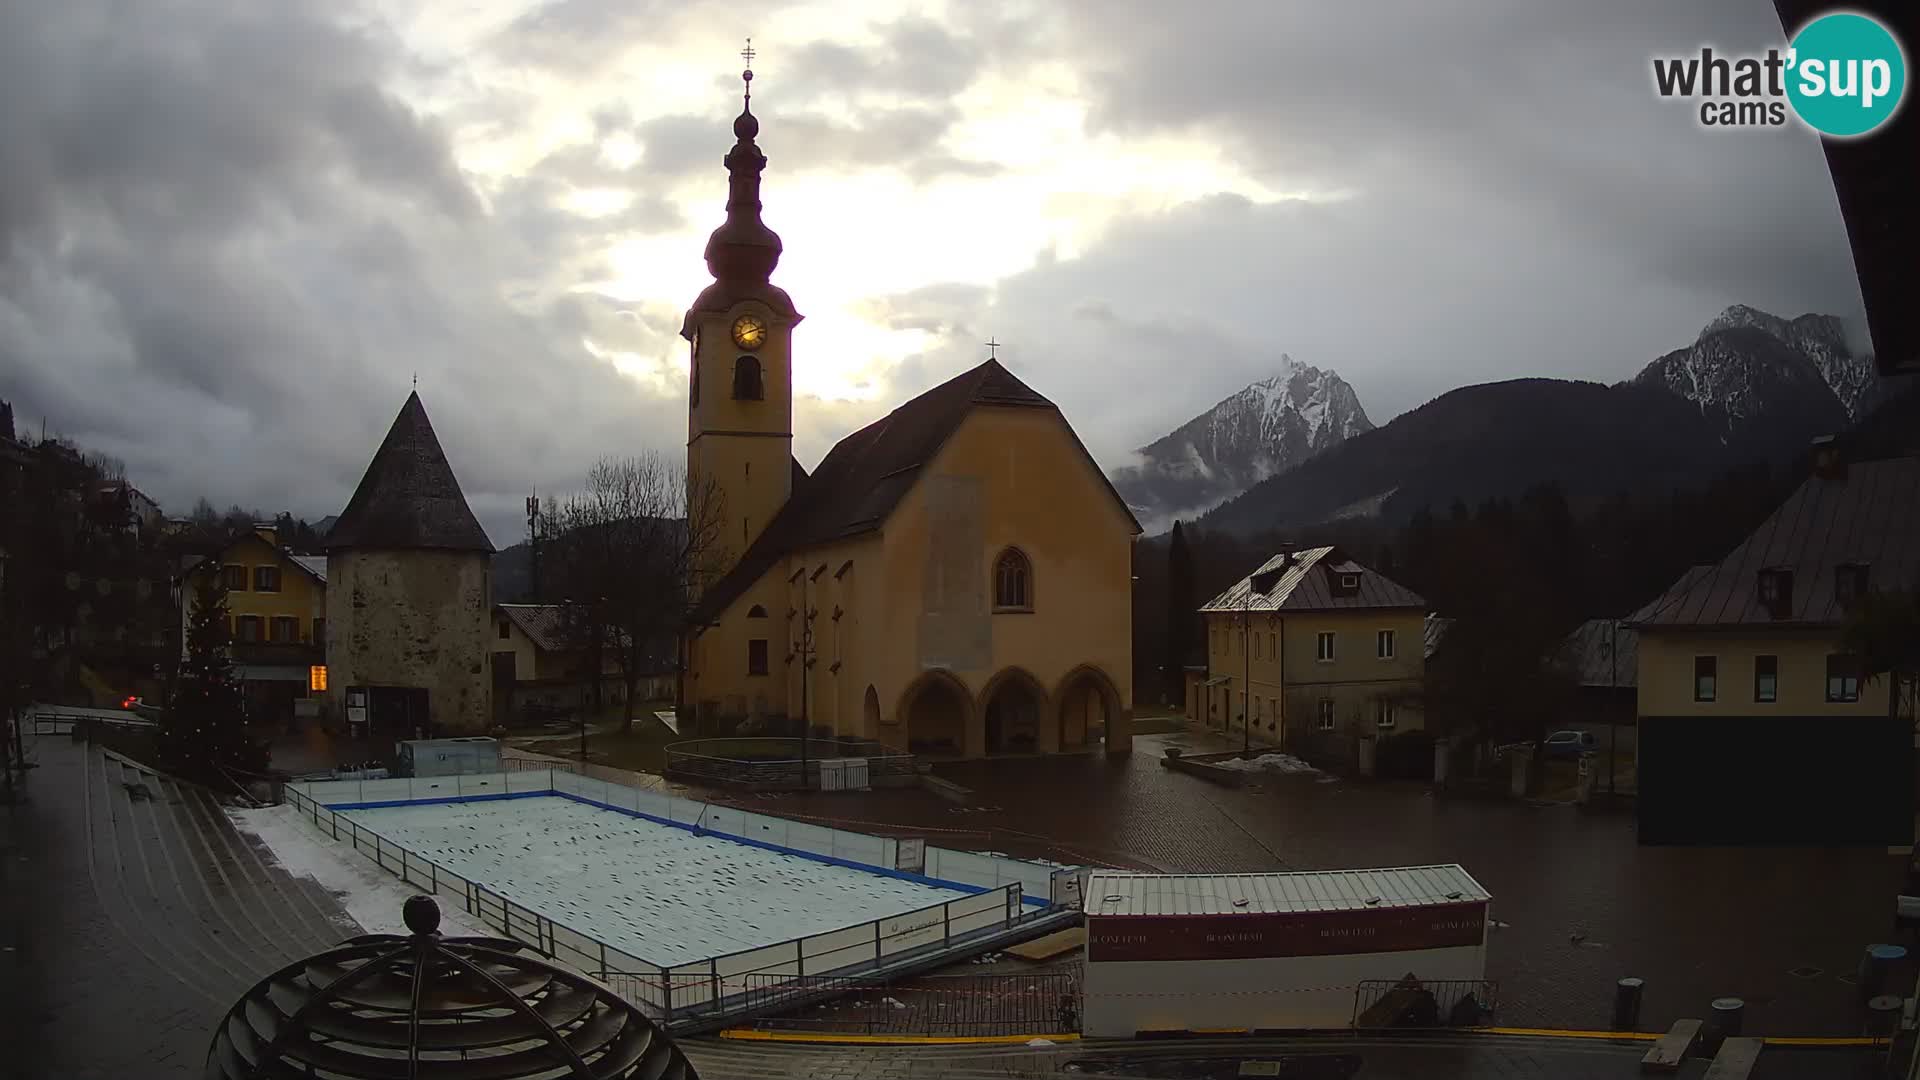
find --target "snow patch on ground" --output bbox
[1212,753,1321,775]
[227,803,490,938]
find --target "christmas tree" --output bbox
[161,574,266,784]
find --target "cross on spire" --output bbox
[741,38,755,103]
[741,38,755,70]
[985,337,1002,360]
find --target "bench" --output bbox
[1701,1037,1763,1080]
[1641,1018,1701,1073]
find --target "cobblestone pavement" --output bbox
[766,729,1913,1037]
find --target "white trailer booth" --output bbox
[1081,864,1491,1036]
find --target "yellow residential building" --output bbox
[678,70,1140,758]
[1197,547,1428,765]
[178,524,328,724]
[1627,448,1919,845]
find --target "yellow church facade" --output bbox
[678,64,1139,759]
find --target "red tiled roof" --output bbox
[1628,455,1920,629]
[691,358,1140,623]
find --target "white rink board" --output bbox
[339,795,975,967]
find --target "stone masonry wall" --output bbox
[325,549,491,734]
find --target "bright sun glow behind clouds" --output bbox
[403,0,1337,410]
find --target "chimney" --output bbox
[1811,435,1846,483]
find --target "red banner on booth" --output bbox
[1086,901,1487,962]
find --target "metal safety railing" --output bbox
[735,971,1082,1036]
[1351,977,1498,1030]
[280,774,1048,1026]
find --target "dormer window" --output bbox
[1340,574,1360,590]
[1756,568,1794,619]
[732,355,764,400]
[1835,563,1870,608]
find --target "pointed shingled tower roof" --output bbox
[325,392,494,554]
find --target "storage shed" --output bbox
[1081,865,1491,1036]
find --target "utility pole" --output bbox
[1608,619,1618,797]
[525,493,542,601]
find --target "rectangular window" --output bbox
[253,565,280,592]
[269,616,298,643]
[1375,698,1396,729]
[1694,656,1717,702]
[1318,699,1336,731]
[313,618,326,645]
[1252,635,1261,660]
[1827,654,1861,703]
[1754,655,1778,703]
[1269,631,1277,658]
[1377,629,1395,660]
[748,638,769,676]
[222,564,248,591]
[1316,631,1336,662]
[498,620,511,640]
[236,615,262,643]
[1254,696,1262,723]
[1836,563,1870,607]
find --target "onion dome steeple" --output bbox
[703,40,782,284]
[683,39,799,339]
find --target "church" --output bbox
[680,58,1139,759]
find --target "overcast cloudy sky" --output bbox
[0,0,1868,547]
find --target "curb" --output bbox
[718,1030,1081,1046]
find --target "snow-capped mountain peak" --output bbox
[1630,304,1885,444]
[1110,358,1373,534]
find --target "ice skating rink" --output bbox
[341,795,974,966]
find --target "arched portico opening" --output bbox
[898,670,972,756]
[1054,664,1123,751]
[863,684,882,739]
[980,668,1047,754]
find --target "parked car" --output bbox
[1542,730,1597,759]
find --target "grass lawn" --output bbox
[505,701,680,773]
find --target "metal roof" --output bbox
[1424,614,1454,659]
[290,554,327,584]
[1200,546,1425,614]
[1557,618,1637,689]
[1083,865,1490,918]
[1627,456,1920,630]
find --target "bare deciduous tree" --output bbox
[544,454,727,733]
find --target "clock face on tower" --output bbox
[731,313,768,351]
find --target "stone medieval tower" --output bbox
[324,392,495,737]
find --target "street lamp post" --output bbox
[789,567,817,788]
[1242,587,1253,755]
[1242,564,1286,756]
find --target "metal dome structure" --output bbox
[206,895,697,1080]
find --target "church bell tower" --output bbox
[684,41,801,572]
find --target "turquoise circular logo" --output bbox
[1786,12,1907,137]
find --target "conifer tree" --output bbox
[161,575,265,783]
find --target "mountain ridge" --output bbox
[1110,354,1373,533]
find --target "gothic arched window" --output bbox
[993,547,1032,611]
[732,355,764,400]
